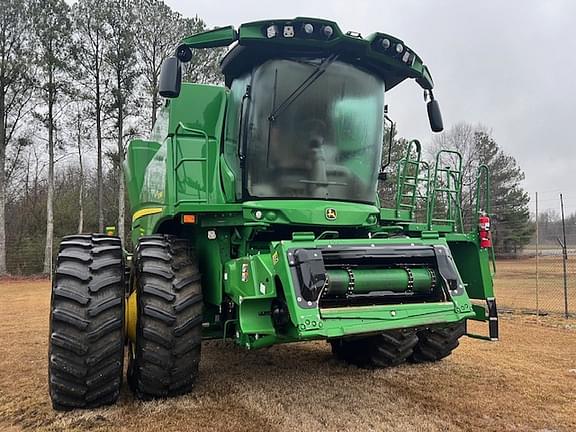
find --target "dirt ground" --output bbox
[1,279,576,432]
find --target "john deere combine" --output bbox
[48,17,497,410]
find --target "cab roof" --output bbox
[179,17,435,91]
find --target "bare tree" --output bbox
[0,0,34,275]
[71,0,110,232]
[31,0,72,274]
[73,106,87,233]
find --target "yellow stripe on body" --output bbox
[132,207,163,222]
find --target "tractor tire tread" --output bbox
[410,321,466,363]
[129,234,202,400]
[48,234,125,410]
[331,330,418,368]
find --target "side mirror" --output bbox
[427,99,444,132]
[159,56,182,98]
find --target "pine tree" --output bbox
[71,0,110,232]
[134,0,183,130]
[103,0,139,244]
[180,17,225,85]
[0,0,35,275]
[30,0,72,274]
[474,130,533,254]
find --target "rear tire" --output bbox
[331,330,418,368]
[128,235,203,400]
[410,321,466,363]
[48,234,125,410]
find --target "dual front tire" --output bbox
[48,234,202,410]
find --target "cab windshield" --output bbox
[245,59,385,204]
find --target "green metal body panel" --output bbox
[221,236,474,348]
[125,18,497,349]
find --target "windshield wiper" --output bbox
[268,54,339,122]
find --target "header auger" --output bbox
[48,17,497,410]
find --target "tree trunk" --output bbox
[43,68,55,275]
[96,72,104,232]
[0,91,7,275]
[117,72,125,244]
[77,115,84,234]
[151,84,158,129]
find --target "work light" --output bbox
[322,25,334,38]
[283,25,295,38]
[266,25,278,38]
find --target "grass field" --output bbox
[1,271,576,432]
[495,256,576,315]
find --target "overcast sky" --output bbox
[163,0,575,214]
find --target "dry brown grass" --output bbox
[1,280,576,432]
[495,256,576,314]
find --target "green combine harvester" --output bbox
[48,17,498,410]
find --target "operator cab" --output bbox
[223,57,384,204]
[159,17,444,204]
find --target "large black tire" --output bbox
[331,329,418,368]
[410,321,466,363]
[48,234,125,410]
[128,235,203,400]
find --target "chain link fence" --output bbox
[5,238,50,276]
[495,252,576,317]
[494,198,576,320]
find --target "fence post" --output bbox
[535,192,539,317]
[560,193,569,318]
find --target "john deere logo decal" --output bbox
[325,208,337,220]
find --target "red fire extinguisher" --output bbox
[478,212,492,248]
